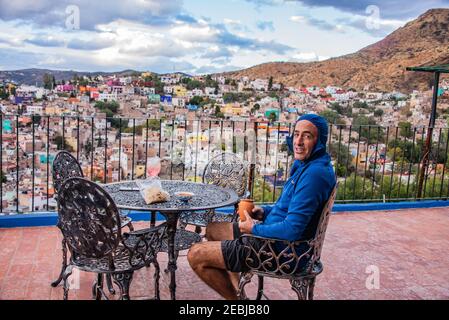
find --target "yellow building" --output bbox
[187,134,209,145]
[173,85,187,97]
[135,165,145,178]
[141,72,153,78]
[65,137,78,153]
[7,83,16,95]
[223,103,243,115]
[45,106,65,116]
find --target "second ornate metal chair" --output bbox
[237,184,338,300]
[50,150,134,295]
[179,152,250,232]
[57,177,166,300]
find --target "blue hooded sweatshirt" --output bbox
[252,114,336,242]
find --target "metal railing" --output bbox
[1,114,449,214]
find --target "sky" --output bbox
[0,0,448,74]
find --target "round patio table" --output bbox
[103,179,239,300]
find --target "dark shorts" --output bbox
[221,222,263,273]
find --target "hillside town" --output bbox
[0,71,448,213]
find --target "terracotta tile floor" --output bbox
[0,208,448,300]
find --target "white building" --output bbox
[251,79,268,91]
[25,105,44,115]
[98,92,118,101]
[16,85,48,99]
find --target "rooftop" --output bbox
[1,207,448,300]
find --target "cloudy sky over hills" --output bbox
[0,0,448,74]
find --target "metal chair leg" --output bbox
[164,250,179,273]
[256,275,264,300]
[62,265,73,300]
[51,238,67,287]
[237,272,253,300]
[153,260,161,300]
[290,278,310,300]
[307,278,316,300]
[112,272,133,300]
[105,273,116,295]
[92,273,105,300]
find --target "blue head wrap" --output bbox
[286,114,329,156]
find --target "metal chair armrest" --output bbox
[121,223,167,266]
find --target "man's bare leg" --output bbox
[187,241,238,300]
[203,222,240,291]
[205,222,233,241]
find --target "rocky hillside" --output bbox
[222,9,449,92]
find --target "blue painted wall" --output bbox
[2,200,449,228]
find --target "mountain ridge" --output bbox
[219,8,449,92]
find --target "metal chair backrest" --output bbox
[58,177,121,259]
[310,183,338,264]
[202,152,248,197]
[52,151,84,194]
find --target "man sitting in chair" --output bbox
[188,114,336,300]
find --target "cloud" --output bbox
[25,35,65,47]
[244,0,285,7]
[174,14,198,24]
[340,16,407,37]
[200,46,234,60]
[290,15,345,33]
[67,37,116,50]
[289,51,329,62]
[215,27,293,54]
[0,2,297,73]
[169,21,293,54]
[298,0,449,19]
[256,20,275,31]
[246,0,449,19]
[0,0,184,29]
[194,64,241,75]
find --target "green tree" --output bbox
[374,109,384,117]
[84,141,93,158]
[189,96,204,106]
[186,80,203,90]
[214,105,224,118]
[268,76,273,91]
[252,177,275,203]
[54,135,74,152]
[353,101,369,109]
[32,114,42,125]
[1,171,7,183]
[337,173,378,201]
[398,122,413,138]
[353,115,384,144]
[329,142,354,177]
[268,111,277,123]
[0,88,9,100]
[319,110,343,125]
[43,73,55,90]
